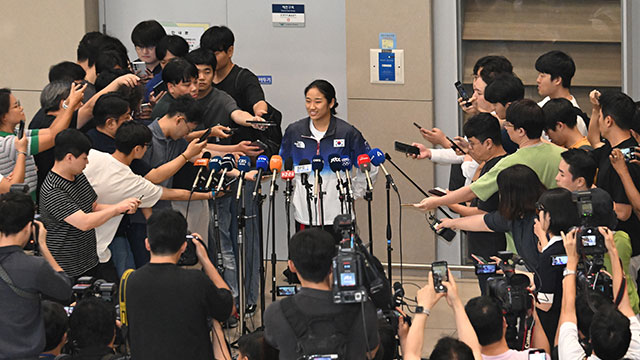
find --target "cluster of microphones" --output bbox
[189,147,394,201]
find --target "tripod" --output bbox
[254,183,267,327]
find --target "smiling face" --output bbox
[305,87,334,122]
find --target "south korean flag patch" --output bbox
[334,139,345,148]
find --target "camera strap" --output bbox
[118,268,135,355]
[614,258,626,307]
[0,262,39,300]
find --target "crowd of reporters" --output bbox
[3,17,640,360]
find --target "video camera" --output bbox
[72,276,117,303]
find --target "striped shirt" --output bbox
[39,171,98,277]
[0,130,39,194]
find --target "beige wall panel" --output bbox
[346,0,433,101]
[349,99,436,265]
[0,0,98,119]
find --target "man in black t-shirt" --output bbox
[126,209,233,360]
[587,90,640,255]
[264,229,379,359]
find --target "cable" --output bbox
[396,190,404,286]
[361,301,372,360]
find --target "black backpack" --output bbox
[281,296,359,359]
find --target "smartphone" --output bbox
[152,80,165,92]
[528,349,546,360]
[140,103,151,111]
[394,141,420,156]
[413,122,423,130]
[475,263,497,275]
[246,120,277,126]
[251,139,268,151]
[455,81,472,107]
[276,285,298,296]
[431,261,448,293]
[550,254,568,266]
[131,61,146,77]
[428,187,447,197]
[224,127,238,135]
[446,136,467,155]
[16,120,25,139]
[198,128,212,143]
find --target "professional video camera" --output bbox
[571,190,612,298]
[485,251,534,351]
[72,276,117,303]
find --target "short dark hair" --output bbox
[497,164,547,220]
[167,95,203,125]
[590,305,631,359]
[473,55,513,78]
[632,101,640,134]
[238,331,274,360]
[162,57,198,85]
[147,209,188,255]
[0,88,13,120]
[463,112,502,145]
[48,61,86,83]
[429,336,475,360]
[131,20,166,48]
[42,300,68,352]
[115,121,152,155]
[40,81,71,113]
[97,35,128,61]
[588,188,618,229]
[155,35,189,61]
[535,50,576,89]
[95,68,131,93]
[92,92,130,128]
[542,98,581,130]
[288,229,337,283]
[53,129,92,161]
[0,192,35,236]
[68,298,115,348]
[305,79,338,115]
[575,290,612,339]
[561,149,596,187]
[484,73,524,106]
[77,31,104,67]
[599,91,636,131]
[200,25,235,52]
[506,99,546,139]
[185,48,217,70]
[95,49,129,75]
[537,188,578,235]
[465,296,504,346]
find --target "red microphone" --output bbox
[357,154,373,191]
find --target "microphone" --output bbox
[296,159,312,186]
[191,152,211,191]
[215,154,236,193]
[312,155,324,199]
[329,154,345,196]
[252,155,269,199]
[357,154,374,191]
[393,281,405,307]
[369,148,397,192]
[269,155,283,198]
[205,156,222,190]
[281,158,295,199]
[340,155,354,199]
[236,156,251,201]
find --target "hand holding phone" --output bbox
[455,81,471,107]
[394,141,420,156]
[431,261,448,293]
[16,120,25,139]
[198,128,212,143]
[428,187,447,197]
[446,136,467,155]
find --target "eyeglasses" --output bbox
[144,142,152,148]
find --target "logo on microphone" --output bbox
[333,139,345,148]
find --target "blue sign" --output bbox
[258,75,272,85]
[272,4,305,27]
[272,4,304,13]
[378,52,396,81]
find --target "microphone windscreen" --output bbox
[340,155,352,171]
[209,156,222,172]
[237,156,251,172]
[368,148,385,166]
[202,151,212,159]
[329,154,342,172]
[256,155,269,171]
[269,155,283,172]
[221,154,235,170]
[311,155,324,171]
[284,157,293,171]
[357,154,371,167]
[299,158,311,166]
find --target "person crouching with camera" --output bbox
[124,209,233,360]
[264,229,380,359]
[0,191,72,359]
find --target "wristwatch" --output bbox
[415,306,430,316]
[563,269,576,277]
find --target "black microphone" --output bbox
[281,157,294,201]
[215,154,236,193]
[393,282,405,307]
[328,154,346,197]
[297,158,312,186]
[312,155,324,199]
[236,156,251,201]
[191,152,211,191]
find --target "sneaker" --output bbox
[245,304,257,317]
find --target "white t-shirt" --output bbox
[84,150,163,262]
[538,95,587,136]
[309,120,326,141]
[558,316,640,359]
[482,349,549,360]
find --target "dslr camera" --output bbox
[72,276,117,303]
[572,191,606,256]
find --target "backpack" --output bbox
[281,296,359,359]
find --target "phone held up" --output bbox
[431,261,448,293]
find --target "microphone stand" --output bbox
[255,182,267,326]
[283,178,293,242]
[269,179,278,302]
[365,184,374,255]
[302,176,314,226]
[236,187,248,335]
[384,153,453,219]
[385,176,393,287]
[211,193,225,275]
[317,174,325,229]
